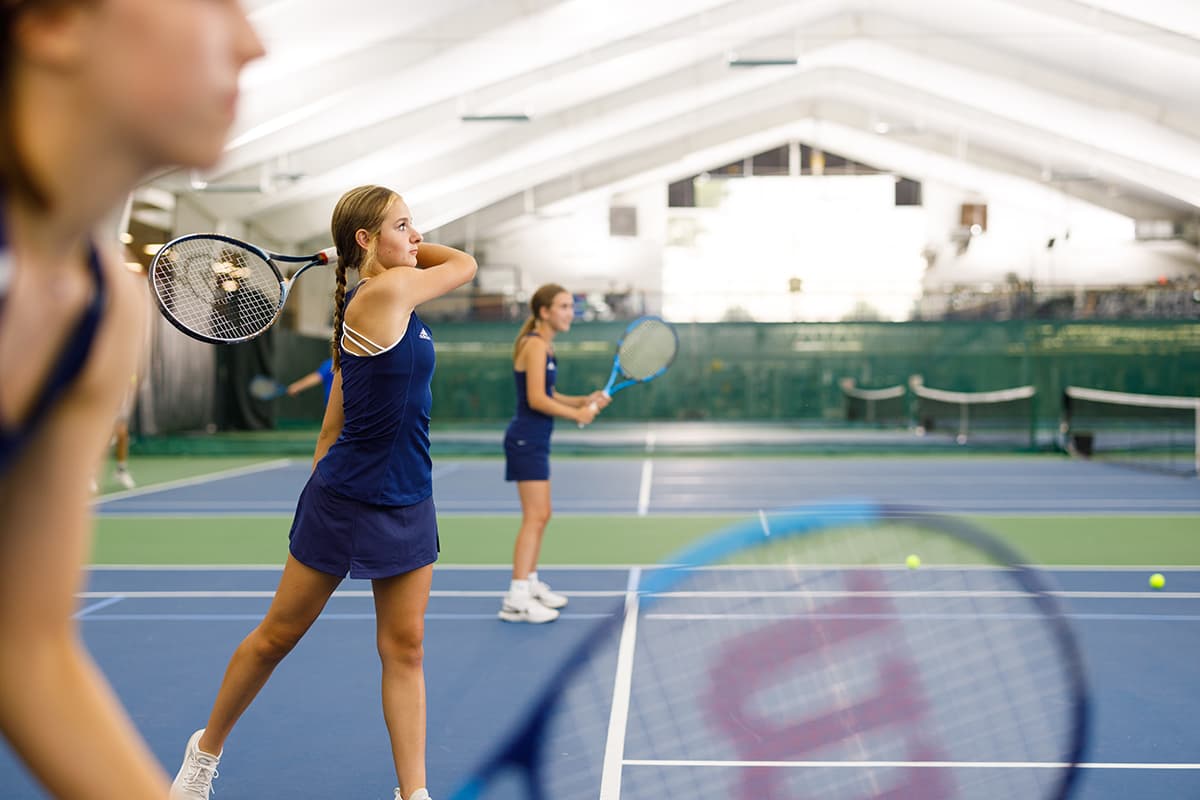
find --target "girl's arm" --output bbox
[311,368,346,469]
[0,270,168,800]
[519,338,598,425]
[386,242,477,308]
[287,370,324,397]
[550,389,613,410]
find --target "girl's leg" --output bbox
[373,564,434,799]
[198,555,342,753]
[512,479,552,579]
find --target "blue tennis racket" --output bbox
[579,316,677,426]
[448,502,1089,800]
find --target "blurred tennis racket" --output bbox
[149,233,337,344]
[449,501,1088,800]
[248,375,287,401]
[580,315,677,426]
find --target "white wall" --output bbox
[476,183,666,306]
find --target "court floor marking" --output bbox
[600,567,641,800]
[74,589,1200,600]
[84,564,1200,571]
[637,459,654,516]
[623,759,1200,770]
[93,458,294,504]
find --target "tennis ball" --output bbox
[1149,573,1165,590]
[905,554,921,569]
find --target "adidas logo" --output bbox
[548,362,556,370]
[419,328,432,341]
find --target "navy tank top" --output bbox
[0,207,107,475]
[507,333,557,441]
[317,283,436,506]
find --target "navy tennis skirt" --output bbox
[503,430,550,482]
[289,468,438,579]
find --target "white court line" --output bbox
[653,590,1200,600]
[599,567,642,800]
[623,759,1200,770]
[77,589,626,599]
[74,596,125,618]
[637,459,654,516]
[93,458,294,505]
[86,563,657,571]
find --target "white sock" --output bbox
[509,579,530,596]
[528,571,539,586]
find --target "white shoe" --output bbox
[498,592,559,624]
[395,790,431,800]
[115,466,136,490]
[170,729,221,799]
[531,579,568,609]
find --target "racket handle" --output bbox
[577,400,600,429]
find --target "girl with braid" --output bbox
[0,2,261,799]
[171,186,476,800]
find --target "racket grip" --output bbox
[577,400,599,429]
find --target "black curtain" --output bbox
[215,332,275,430]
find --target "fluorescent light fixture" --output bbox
[727,57,797,67]
[460,113,531,122]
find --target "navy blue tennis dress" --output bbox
[288,282,439,579]
[0,202,107,475]
[503,333,556,482]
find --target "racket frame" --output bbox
[448,501,1090,800]
[248,374,288,401]
[149,232,336,345]
[600,314,679,397]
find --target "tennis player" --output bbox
[500,284,610,623]
[171,186,475,800]
[0,2,262,798]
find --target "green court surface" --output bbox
[92,514,1199,567]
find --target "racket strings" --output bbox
[152,239,282,341]
[617,319,677,381]
[524,520,1079,800]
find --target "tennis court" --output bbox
[3,438,1198,798]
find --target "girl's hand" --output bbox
[576,403,599,426]
[588,391,612,409]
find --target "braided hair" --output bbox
[328,185,398,370]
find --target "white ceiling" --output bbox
[142,0,1200,248]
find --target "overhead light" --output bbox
[727,57,797,68]
[119,232,134,244]
[460,113,531,122]
[143,243,164,256]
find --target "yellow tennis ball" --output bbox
[905,554,921,569]
[1149,573,1165,590]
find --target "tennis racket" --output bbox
[149,233,337,344]
[579,315,678,426]
[448,501,1089,800]
[248,374,287,401]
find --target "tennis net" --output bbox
[840,378,907,426]
[910,377,1037,447]
[1062,386,1199,477]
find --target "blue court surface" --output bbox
[0,455,1197,798]
[93,456,1200,516]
